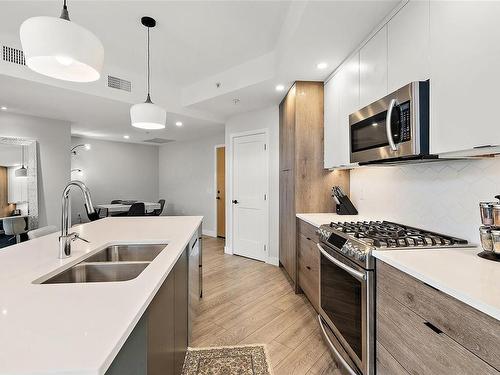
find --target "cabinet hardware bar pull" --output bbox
[424,321,443,334]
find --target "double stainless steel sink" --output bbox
[40,244,167,284]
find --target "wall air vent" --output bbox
[143,138,174,144]
[2,45,26,65]
[107,75,131,92]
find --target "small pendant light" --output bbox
[19,0,104,83]
[130,17,166,130]
[15,146,27,178]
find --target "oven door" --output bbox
[349,82,422,164]
[317,243,374,375]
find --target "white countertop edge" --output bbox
[373,250,500,321]
[98,218,202,375]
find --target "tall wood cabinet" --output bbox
[279,81,349,288]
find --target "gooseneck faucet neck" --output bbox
[59,181,95,259]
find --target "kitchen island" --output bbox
[0,216,202,375]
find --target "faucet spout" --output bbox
[59,180,95,259]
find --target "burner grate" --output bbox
[329,221,468,248]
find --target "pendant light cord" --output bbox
[60,0,70,20]
[146,26,151,102]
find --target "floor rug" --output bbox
[182,345,273,375]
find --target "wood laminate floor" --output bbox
[191,237,340,375]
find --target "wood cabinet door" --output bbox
[377,288,498,375]
[279,169,295,282]
[279,85,295,172]
[387,0,430,92]
[430,1,500,155]
[359,26,388,108]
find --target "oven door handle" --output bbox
[318,315,360,375]
[386,98,399,151]
[317,244,366,281]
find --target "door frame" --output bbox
[214,144,225,239]
[228,129,270,264]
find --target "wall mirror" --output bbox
[0,137,38,248]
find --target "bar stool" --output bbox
[3,217,27,244]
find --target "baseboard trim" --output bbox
[224,246,233,255]
[202,229,216,237]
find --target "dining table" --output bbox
[95,202,161,216]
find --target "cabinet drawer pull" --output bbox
[306,237,312,241]
[306,265,311,270]
[424,321,443,334]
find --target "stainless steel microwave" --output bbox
[349,81,430,164]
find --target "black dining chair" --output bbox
[127,202,146,216]
[150,199,166,216]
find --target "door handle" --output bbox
[386,98,399,151]
[232,200,239,204]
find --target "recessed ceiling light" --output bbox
[0,106,7,111]
[123,135,130,139]
[317,62,328,70]
[175,121,183,127]
[275,84,285,92]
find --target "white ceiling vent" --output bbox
[143,138,174,144]
[2,45,26,66]
[107,75,131,92]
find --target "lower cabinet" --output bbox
[105,247,189,375]
[297,219,320,311]
[376,260,500,375]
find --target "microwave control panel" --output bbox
[400,101,411,142]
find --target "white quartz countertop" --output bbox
[0,216,202,375]
[296,213,499,321]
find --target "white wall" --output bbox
[350,157,500,244]
[71,137,159,222]
[158,132,225,236]
[0,112,71,227]
[225,106,279,264]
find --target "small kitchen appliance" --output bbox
[317,220,470,375]
[349,81,432,164]
[478,195,500,261]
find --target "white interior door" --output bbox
[232,132,268,262]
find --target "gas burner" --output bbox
[328,221,468,249]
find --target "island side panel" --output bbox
[105,314,148,375]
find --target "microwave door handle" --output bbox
[317,244,366,281]
[386,98,399,151]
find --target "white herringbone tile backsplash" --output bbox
[350,157,500,244]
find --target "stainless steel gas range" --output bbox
[316,221,470,375]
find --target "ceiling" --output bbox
[0,0,399,143]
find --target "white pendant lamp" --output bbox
[19,0,104,83]
[130,17,166,130]
[15,146,27,178]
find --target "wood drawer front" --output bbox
[298,233,319,311]
[297,219,319,243]
[376,341,409,375]
[377,288,499,375]
[377,260,500,370]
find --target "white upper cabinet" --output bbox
[387,0,430,92]
[430,1,500,155]
[360,26,388,108]
[324,53,359,169]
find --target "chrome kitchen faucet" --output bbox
[59,181,94,259]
